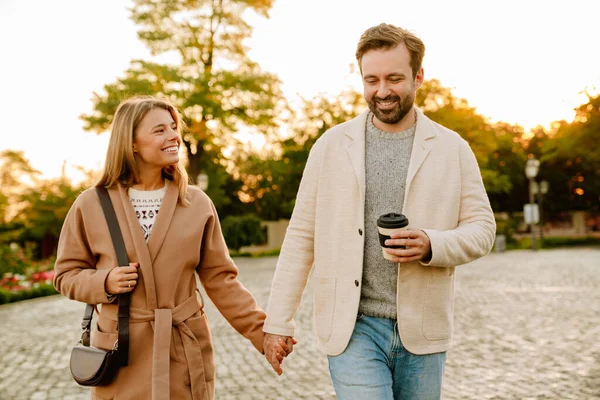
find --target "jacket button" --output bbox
[358,229,363,236]
[355,280,359,287]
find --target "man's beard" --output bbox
[367,91,415,125]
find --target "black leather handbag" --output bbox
[69,186,131,386]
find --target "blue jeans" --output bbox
[328,315,447,400]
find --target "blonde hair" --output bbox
[97,96,190,206]
[356,23,425,79]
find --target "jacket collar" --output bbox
[344,110,369,201]
[344,107,436,208]
[405,108,435,208]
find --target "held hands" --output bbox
[105,263,140,295]
[385,229,432,263]
[263,333,297,376]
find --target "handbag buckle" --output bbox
[112,340,119,351]
[78,327,90,345]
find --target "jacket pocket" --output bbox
[92,323,119,351]
[185,312,215,382]
[314,276,336,342]
[422,274,453,341]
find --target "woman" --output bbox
[54,96,284,399]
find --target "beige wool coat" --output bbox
[54,183,266,400]
[264,108,496,356]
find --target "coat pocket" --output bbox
[185,312,215,382]
[92,323,119,351]
[422,274,453,341]
[314,276,336,342]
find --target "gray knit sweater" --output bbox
[358,112,416,319]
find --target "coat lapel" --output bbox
[403,108,436,210]
[113,185,158,309]
[147,180,178,264]
[344,110,369,204]
[344,109,436,211]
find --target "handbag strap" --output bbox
[79,186,131,366]
[96,186,131,367]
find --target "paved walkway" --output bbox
[0,248,599,399]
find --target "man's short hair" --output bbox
[356,23,425,79]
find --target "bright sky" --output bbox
[1,0,598,181]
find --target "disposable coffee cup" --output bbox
[377,213,409,261]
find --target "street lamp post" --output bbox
[538,180,549,245]
[525,158,540,251]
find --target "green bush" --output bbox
[495,213,520,244]
[251,248,281,257]
[229,251,253,258]
[221,214,267,252]
[0,244,30,277]
[40,284,59,296]
[507,236,600,250]
[10,290,28,303]
[0,283,58,305]
[540,236,599,248]
[230,248,281,258]
[29,286,44,299]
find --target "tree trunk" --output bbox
[186,144,205,184]
[41,234,57,259]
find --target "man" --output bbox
[263,23,496,399]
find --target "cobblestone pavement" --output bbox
[0,248,599,399]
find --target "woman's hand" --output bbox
[263,333,297,375]
[105,263,140,295]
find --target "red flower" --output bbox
[40,271,54,281]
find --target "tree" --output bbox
[0,150,41,224]
[236,80,598,218]
[485,122,528,212]
[234,90,365,220]
[14,180,80,258]
[236,80,523,218]
[12,169,98,259]
[415,80,512,196]
[81,0,286,210]
[540,93,600,213]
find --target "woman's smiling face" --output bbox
[133,107,181,172]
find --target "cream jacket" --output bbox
[264,108,496,355]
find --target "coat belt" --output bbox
[106,293,206,400]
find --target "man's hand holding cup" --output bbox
[377,213,432,263]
